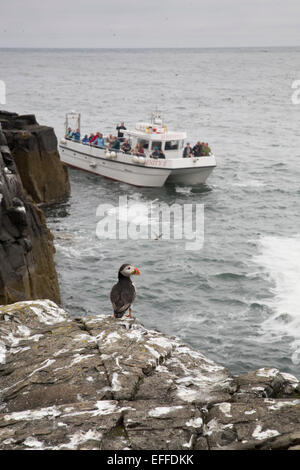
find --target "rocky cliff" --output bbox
[0,127,61,305]
[0,300,300,450]
[0,111,70,205]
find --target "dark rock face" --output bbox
[0,111,70,204]
[0,128,61,305]
[0,301,299,450]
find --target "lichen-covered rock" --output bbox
[0,301,300,450]
[0,111,70,204]
[0,128,61,305]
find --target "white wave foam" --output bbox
[252,235,300,363]
[175,186,192,194]
[233,180,264,188]
[107,200,151,226]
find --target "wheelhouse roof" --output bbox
[124,129,187,141]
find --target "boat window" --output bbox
[151,141,162,150]
[137,138,149,149]
[165,140,180,150]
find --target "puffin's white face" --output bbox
[120,265,140,277]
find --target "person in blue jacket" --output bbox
[92,132,105,147]
[151,146,160,159]
[72,129,81,141]
[82,134,90,144]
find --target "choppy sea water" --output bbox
[1,47,300,375]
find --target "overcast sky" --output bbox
[1,0,300,48]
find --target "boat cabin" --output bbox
[124,114,186,159]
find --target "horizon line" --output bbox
[0,45,300,50]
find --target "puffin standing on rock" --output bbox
[110,264,140,319]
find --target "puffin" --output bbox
[110,264,140,319]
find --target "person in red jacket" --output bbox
[89,133,97,144]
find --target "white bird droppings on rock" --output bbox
[252,424,280,441]
[148,406,184,418]
[218,403,232,418]
[185,417,203,428]
[23,436,45,449]
[0,341,6,364]
[4,406,61,422]
[256,368,279,378]
[111,373,122,392]
[69,354,95,367]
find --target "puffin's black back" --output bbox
[110,269,136,318]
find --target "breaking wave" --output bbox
[253,235,300,364]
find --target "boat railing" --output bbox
[65,137,213,159]
[66,137,107,149]
[66,137,129,154]
[86,144,107,150]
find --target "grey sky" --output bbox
[1,0,300,48]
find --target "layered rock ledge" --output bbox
[0,128,61,305]
[1,301,300,450]
[0,110,70,205]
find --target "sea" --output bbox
[1,47,300,376]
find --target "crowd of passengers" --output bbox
[182,141,211,157]
[66,122,211,159]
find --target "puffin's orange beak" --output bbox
[132,267,140,275]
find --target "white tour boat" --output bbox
[59,112,216,188]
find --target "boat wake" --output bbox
[252,235,300,364]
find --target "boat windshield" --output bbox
[137,138,149,149]
[151,141,162,150]
[165,140,183,150]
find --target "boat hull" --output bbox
[166,166,214,185]
[60,144,169,187]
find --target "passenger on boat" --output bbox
[111,137,121,150]
[132,143,144,156]
[150,146,160,159]
[116,122,126,141]
[121,139,131,154]
[106,134,114,148]
[66,127,73,138]
[93,133,105,147]
[82,135,90,144]
[201,143,211,156]
[137,144,145,156]
[72,129,81,141]
[158,149,166,159]
[91,133,98,145]
[131,143,139,155]
[183,143,193,158]
[193,141,203,157]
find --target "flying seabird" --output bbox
[110,264,140,319]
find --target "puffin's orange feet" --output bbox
[125,308,132,318]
